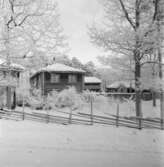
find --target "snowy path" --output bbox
[0,120,164,167]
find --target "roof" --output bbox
[84,76,102,84]
[0,59,25,72]
[107,80,135,89]
[31,63,85,77]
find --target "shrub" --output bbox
[46,87,84,110]
[82,90,109,112]
[16,87,43,110]
[83,90,96,103]
[83,90,108,104]
[55,87,84,110]
[28,89,43,110]
[28,96,43,110]
[17,86,85,111]
[44,90,58,110]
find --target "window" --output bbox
[77,74,81,82]
[33,77,37,87]
[50,74,60,83]
[68,74,77,83]
[45,72,51,81]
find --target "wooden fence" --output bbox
[0,108,162,130]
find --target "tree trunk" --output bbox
[152,70,156,107]
[135,62,142,117]
[134,1,142,118]
[152,91,156,107]
[158,47,164,129]
[156,0,164,129]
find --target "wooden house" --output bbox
[30,63,85,95]
[84,76,102,92]
[0,59,24,109]
[106,80,154,100]
[106,80,135,93]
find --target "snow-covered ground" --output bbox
[17,98,161,119]
[0,119,164,167]
[79,99,161,118]
[0,99,163,167]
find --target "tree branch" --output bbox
[153,0,158,21]
[141,61,164,66]
[17,13,42,26]
[118,0,136,30]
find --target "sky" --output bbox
[56,0,104,64]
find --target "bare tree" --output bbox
[89,0,160,118]
[0,0,68,65]
[153,0,164,129]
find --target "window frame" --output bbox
[68,74,77,83]
[50,73,60,83]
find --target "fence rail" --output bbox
[0,108,162,130]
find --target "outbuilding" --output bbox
[106,80,135,93]
[84,76,102,92]
[0,59,24,109]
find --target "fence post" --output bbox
[90,96,93,125]
[69,108,72,124]
[46,111,49,123]
[116,103,119,127]
[22,95,25,120]
[161,119,164,130]
[138,116,142,130]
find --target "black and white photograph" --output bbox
[0,0,164,166]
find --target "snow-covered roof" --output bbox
[31,63,85,77]
[107,80,135,89]
[0,59,25,71]
[84,76,102,83]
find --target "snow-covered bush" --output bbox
[28,89,43,110]
[55,87,84,110]
[83,90,96,103]
[28,96,43,110]
[44,90,58,110]
[44,87,84,110]
[16,87,43,110]
[83,90,108,104]
[82,90,111,115]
